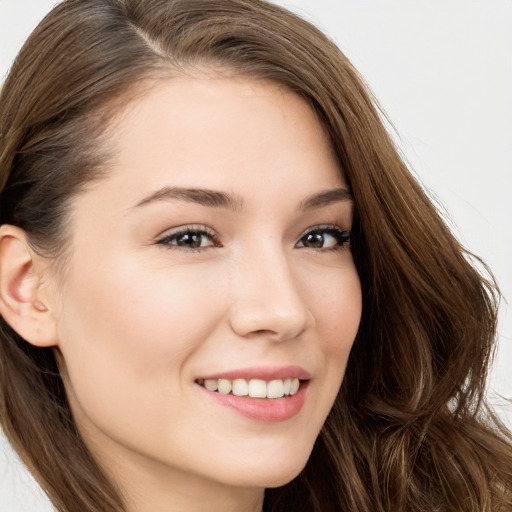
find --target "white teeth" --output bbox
[204,379,218,391]
[232,379,249,396]
[248,379,267,398]
[267,379,284,399]
[217,379,232,395]
[200,377,302,399]
[290,378,300,395]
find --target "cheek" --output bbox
[62,256,219,345]
[54,261,230,459]
[306,262,362,408]
[56,260,224,406]
[309,262,362,350]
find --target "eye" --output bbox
[156,226,221,251]
[296,225,351,250]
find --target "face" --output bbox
[50,76,362,502]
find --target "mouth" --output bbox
[195,367,310,422]
[195,377,302,399]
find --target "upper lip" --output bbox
[198,365,311,381]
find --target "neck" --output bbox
[124,473,264,512]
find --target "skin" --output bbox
[39,76,362,511]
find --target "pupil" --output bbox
[178,233,202,248]
[306,233,324,248]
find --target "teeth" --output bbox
[204,379,218,391]
[232,379,249,396]
[217,379,232,395]
[267,379,285,399]
[290,378,300,395]
[200,377,301,399]
[248,379,267,398]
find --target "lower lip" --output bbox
[198,382,308,422]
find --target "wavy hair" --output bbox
[0,1,511,510]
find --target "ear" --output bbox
[0,225,58,347]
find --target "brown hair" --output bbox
[1,1,511,511]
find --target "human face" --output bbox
[51,76,362,506]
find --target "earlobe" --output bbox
[0,225,57,347]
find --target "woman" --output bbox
[0,0,511,511]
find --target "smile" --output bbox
[196,378,301,399]
[195,366,311,421]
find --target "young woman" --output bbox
[0,1,510,511]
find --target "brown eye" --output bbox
[157,226,220,250]
[173,232,208,248]
[296,226,350,250]
[302,232,325,248]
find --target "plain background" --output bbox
[1,1,511,510]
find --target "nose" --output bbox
[228,249,314,342]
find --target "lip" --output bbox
[197,381,309,422]
[195,366,311,423]
[198,365,311,381]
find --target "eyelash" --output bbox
[156,225,221,253]
[296,225,351,251]
[156,224,351,252]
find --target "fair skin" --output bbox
[0,76,361,512]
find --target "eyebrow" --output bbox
[133,186,244,212]
[132,186,353,212]
[298,187,353,211]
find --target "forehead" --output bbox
[75,75,346,218]
[121,76,338,172]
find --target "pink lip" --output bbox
[198,365,311,381]
[196,366,310,423]
[198,381,309,422]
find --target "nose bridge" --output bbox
[228,239,313,341]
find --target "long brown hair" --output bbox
[1,1,511,511]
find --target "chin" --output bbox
[215,444,313,489]
[262,465,307,489]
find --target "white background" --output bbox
[1,1,511,510]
